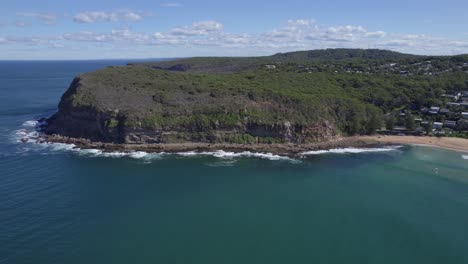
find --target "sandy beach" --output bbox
[359,135,468,153]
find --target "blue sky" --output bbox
[1,0,468,59]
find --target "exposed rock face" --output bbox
[45,70,339,144]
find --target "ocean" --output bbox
[1,61,468,264]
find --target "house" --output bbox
[443,94,460,101]
[433,122,443,130]
[414,126,425,135]
[443,120,457,128]
[265,65,276,69]
[391,126,408,135]
[447,102,460,107]
[439,108,451,115]
[428,107,440,115]
[462,112,468,119]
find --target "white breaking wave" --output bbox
[14,120,165,161]
[301,146,402,155]
[13,119,301,163]
[176,150,295,161]
[74,148,164,160]
[462,155,468,160]
[42,144,165,161]
[22,120,38,127]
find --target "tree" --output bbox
[385,114,395,131]
[365,106,382,134]
[405,114,415,130]
[457,119,468,131]
[425,121,433,135]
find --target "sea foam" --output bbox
[22,120,38,127]
[176,150,295,161]
[301,146,402,155]
[463,155,468,160]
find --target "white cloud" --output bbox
[365,31,386,38]
[4,18,468,56]
[160,2,183,7]
[15,21,27,27]
[73,11,143,23]
[287,19,315,27]
[449,41,468,48]
[62,28,150,44]
[170,21,224,36]
[17,12,57,25]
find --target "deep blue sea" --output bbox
[1,61,468,264]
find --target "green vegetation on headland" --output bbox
[45,49,468,144]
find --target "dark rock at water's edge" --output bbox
[43,134,387,157]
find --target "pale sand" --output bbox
[359,135,468,153]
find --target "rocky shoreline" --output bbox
[41,134,389,157]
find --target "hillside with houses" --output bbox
[386,91,468,138]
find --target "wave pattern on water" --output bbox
[301,146,402,155]
[176,150,295,161]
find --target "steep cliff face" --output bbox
[45,78,122,142]
[45,67,341,144]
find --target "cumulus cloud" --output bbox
[170,21,224,36]
[449,41,468,48]
[3,18,468,56]
[73,11,143,23]
[63,28,150,44]
[365,31,386,38]
[0,35,64,48]
[17,12,57,25]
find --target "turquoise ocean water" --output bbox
[1,61,468,264]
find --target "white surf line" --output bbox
[15,120,297,162]
[301,146,402,155]
[176,150,297,161]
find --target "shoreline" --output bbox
[42,135,389,157]
[359,135,468,153]
[38,134,468,156]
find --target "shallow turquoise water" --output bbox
[1,61,468,264]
